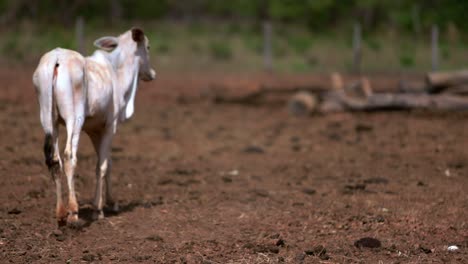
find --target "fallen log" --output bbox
[426,70,468,93]
[213,84,325,104]
[332,91,468,112]
[398,79,427,93]
[214,73,358,105]
[331,72,344,90]
[288,91,318,116]
[442,85,468,95]
[212,72,468,113]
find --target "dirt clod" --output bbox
[52,229,66,242]
[26,189,45,199]
[8,208,21,215]
[245,243,279,254]
[363,177,389,184]
[133,255,151,262]
[291,145,301,152]
[170,168,198,175]
[252,189,269,197]
[275,238,285,247]
[294,252,306,263]
[67,219,86,230]
[302,188,316,195]
[374,215,385,223]
[354,237,382,248]
[146,235,164,242]
[82,253,95,262]
[343,183,367,194]
[419,246,433,254]
[52,229,63,236]
[221,176,232,183]
[305,245,327,257]
[355,123,373,133]
[269,233,280,239]
[243,145,265,154]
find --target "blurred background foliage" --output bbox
[2,0,467,32]
[1,0,467,72]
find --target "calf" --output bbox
[33,28,156,226]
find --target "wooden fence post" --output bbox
[353,22,362,74]
[76,16,85,55]
[431,24,439,71]
[263,20,273,72]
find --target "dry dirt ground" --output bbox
[0,68,467,263]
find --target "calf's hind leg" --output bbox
[62,118,82,223]
[55,66,85,225]
[44,126,67,226]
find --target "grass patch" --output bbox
[1,21,468,72]
[209,40,233,60]
[288,34,313,54]
[365,37,381,52]
[399,54,415,68]
[243,34,262,54]
[291,60,312,72]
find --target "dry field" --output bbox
[0,68,466,263]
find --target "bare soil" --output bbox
[0,68,467,263]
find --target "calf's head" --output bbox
[94,27,156,81]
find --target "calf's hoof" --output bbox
[67,211,79,222]
[56,206,68,227]
[92,210,105,220]
[66,212,79,225]
[108,201,119,213]
[66,212,85,229]
[57,217,67,227]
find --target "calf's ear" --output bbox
[94,37,119,51]
[131,27,145,42]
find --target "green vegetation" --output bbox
[2,21,468,73]
[399,54,415,68]
[288,35,314,54]
[209,41,233,61]
[365,38,382,52]
[1,1,468,72]
[2,1,468,33]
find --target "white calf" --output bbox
[33,28,156,226]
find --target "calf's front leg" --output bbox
[90,130,114,220]
[104,158,119,212]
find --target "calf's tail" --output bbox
[33,53,60,168]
